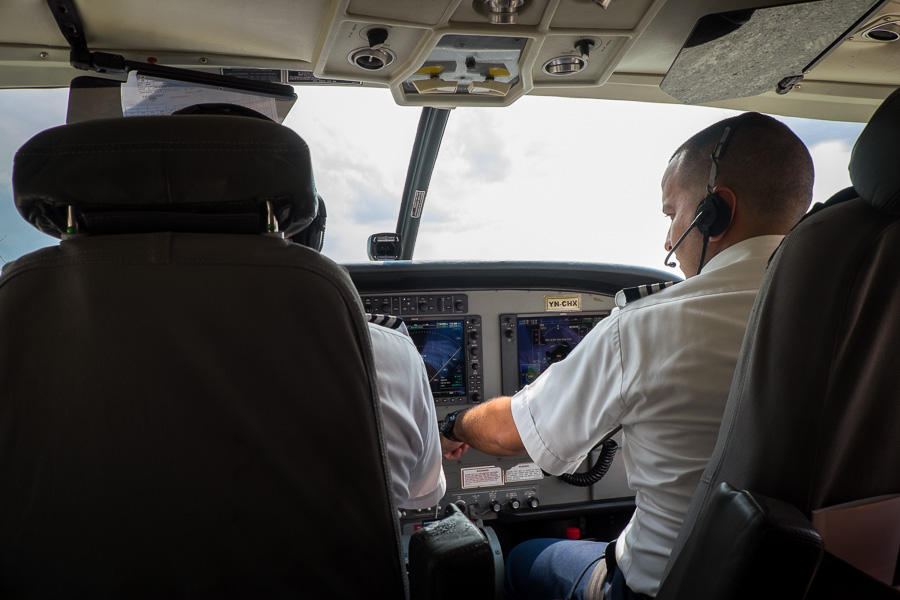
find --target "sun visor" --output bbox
[661,0,883,105]
[67,72,297,124]
[13,115,317,238]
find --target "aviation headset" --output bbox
[290,195,327,252]
[664,122,736,275]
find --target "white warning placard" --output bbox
[505,462,545,483]
[461,466,504,489]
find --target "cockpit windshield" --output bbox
[0,85,864,274]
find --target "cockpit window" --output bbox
[0,88,68,265]
[0,86,863,274]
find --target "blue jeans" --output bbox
[503,539,647,600]
[503,539,606,600]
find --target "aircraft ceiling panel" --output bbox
[549,0,659,31]
[315,20,430,84]
[0,0,897,119]
[2,0,329,61]
[531,34,629,87]
[810,35,900,87]
[348,0,452,26]
[0,0,67,48]
[449,0,549,26]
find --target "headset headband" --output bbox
[707,125,733,194]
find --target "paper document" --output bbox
[121,72,279,120]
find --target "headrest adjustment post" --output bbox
[264,200,284,238]
[61,205,84,240]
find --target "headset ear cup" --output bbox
[290,196,327,252]
[696,194,731,237]
[312,196,327,251]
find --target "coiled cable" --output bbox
[559,426,622,487]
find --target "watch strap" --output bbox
[440,409,465,443]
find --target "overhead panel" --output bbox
[70,0,326,60]
[401,34,528,99]
[660,0,885,105]
[531,0,666,89]
[316,21,429,84]
[347,0,452,25]
[532,34,629,86]
[450,0,550,27]
[811,13,900,86]
[549,0,659,30]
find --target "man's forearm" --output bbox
[452,396,526,456]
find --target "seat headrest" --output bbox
[13,115,318,238]
[849,86,900,215]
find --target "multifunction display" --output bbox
[406,316,484,406]
[407,320,466,397]
[500,312,609,395]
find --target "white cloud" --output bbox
[809,140,854,205]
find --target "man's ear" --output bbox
[709,185,737,242]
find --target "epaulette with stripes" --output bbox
[615,281,679,308]
[366,313,406,330]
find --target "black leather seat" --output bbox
[0,114,406,598]
[656,88,900,599]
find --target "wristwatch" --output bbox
[440,409,466,443]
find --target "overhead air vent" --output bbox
[542,39,595,76]
[482,0,525,25]
[348,28,395,71]
[855,15,900,43]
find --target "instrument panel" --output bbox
[349,262,675,531]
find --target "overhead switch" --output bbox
[413,76,459,94]
[467,77,511,96]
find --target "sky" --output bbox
[0,86,864,277]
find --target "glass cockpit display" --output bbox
[407,319,467,400]
[517,314,607,387]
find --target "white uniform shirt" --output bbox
[510,235,783,596]
[368,322,446,510]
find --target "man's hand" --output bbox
[439,397,526,458]
[441,436,469,461]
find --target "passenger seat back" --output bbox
[0,115,406,598]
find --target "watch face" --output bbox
[441,413,453,434]
[441,411,461,441]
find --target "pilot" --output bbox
[169,103,446,512]
[285,191,446,513]
[360,311,447,511]
[439,112,814,599]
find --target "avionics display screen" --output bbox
[517,314,607,387]
[406,319,466,398]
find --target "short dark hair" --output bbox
[670,112,814,229]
